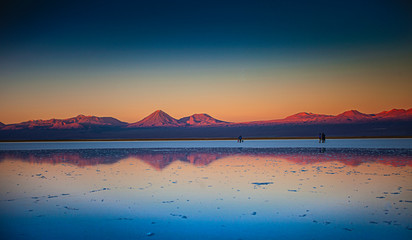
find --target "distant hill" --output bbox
[0,108,411,140]
[375,109,412,120]
[2,115,127,130]
[235,108,412,125]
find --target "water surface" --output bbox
[1,138,411,150]
[0,143,411,239]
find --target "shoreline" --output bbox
[1,136,411,143]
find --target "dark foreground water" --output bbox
[0,143,411,239]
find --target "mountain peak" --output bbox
[178,113,228,126]
[337,110,371,118]
[129,110,180,127]
[152,110,171,117]
[329,110,374,123]
[282,112,333,123]
[153,110,166,114]
[75,114,97,120]
[286,112,312,118]
[375,108,412,119]
[378,108,405,114]
[192,113,211,117]
[339,110,362,115]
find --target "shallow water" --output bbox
[1,138,412,150]
[0,145,411,239]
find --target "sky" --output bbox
[1,0,412,124]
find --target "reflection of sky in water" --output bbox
[0,147,411,239]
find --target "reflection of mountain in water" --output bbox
[0,149,233,170]
[0,148,411,169]
[133,151,227,170]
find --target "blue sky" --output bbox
[1,0,411,123]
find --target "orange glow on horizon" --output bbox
[1,48,412,125]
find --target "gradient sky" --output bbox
[1,0,412,124]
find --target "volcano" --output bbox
[128,110,181,127]
[178,113,229,126]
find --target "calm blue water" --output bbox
[1,138,412,150]
[0,140,411,239]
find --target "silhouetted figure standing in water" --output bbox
[238,135,243,143]
[319,133,322,143]
[321,132,326,143]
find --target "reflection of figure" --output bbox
[319,147,326,153]
[319,133,322,143]
[321,133,326,143]
[238,135,243,143]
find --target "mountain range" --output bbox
[1,114,127,130]
[127,110,228,128]
[2,108,411,130]
[243,109,412,125]
[0,110,231,130]
[0,108,411,140]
